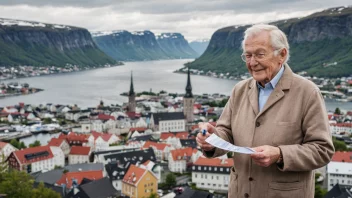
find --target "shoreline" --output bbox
[0,64,124,82]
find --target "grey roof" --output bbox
[79,177,118,198]
[152,112,185,125]
[104,147,156,163]
[180,139,197,148]
[175,187,213,198]
[324,183,352,198]
[34,163,104,185]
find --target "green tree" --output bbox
[43,118,52,124]
[333,137,349,151]
[10,139,19,149]
[165,173,176,188]
[29,140,41,148]
[334,108,341,115]
[0,170,60,198]
[148,193,158,198]
[19,141,27,149]
[32,182,61,198]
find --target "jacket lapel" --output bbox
[248,79,259,116]
[256,64,293,118]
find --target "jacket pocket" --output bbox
[267,181,303,198]
[229,167,238,197]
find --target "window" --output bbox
[214,167,217,171]
[195,174,197,178]
[198,166,201,170]
[220,168,223,171]
[192,166,195,170]
[204,167,207,170]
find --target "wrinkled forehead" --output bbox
[243,31,272,52]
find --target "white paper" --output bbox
[205,133,256,154]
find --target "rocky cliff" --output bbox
[92,30,170,61]
[0,18,117,67]
[156,33,199,59]
[93,31,198,61]
[188,6,352,77]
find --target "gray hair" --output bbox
[241,24,290,64]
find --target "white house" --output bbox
[192,157,233,192]
[160,133,182,149]
[168,147,196,173]
[142,141,174,161]
[7,145,65,173]
[91,120,104,132]
[86,131,120,151]
[48,138,70,157]
[0,141,17,160]
[327,161,352,191]
[150,112,185,132]
[68,146,91,164]
[330,123,352,134]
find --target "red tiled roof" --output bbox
[13,146,53,165]
[91,131,112,142]
[142,160,152,166]
[194,104,202,109]
[56,170,103,188]
[126,112,141,119]
[331,151,352,162]
[48,138,65,147]
[129,127,147,132]
[97,114,115,121]
[69,146,91,155]
[330,123,352,127]
[170,147,193,161]
[142,141,171,151]
[59,132,89,143]
[0,142,8,149]
[122,164,147,186]
[194,157,234,167]
[160,133,175,140]
[175,132,189,139]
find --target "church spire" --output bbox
[185,67,193,98]
[129,71,135,96]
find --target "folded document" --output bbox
[205,133,255,154]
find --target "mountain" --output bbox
[187,6,352,78]
[93,31,198,61]
[0,18,117,67]
[189,39,210,57]
[92,30,170,61]
[156,33,199,59]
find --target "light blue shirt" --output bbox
[257,66,285,111]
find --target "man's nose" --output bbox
[249,56,258,65]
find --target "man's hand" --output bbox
[250,145,281,167]
[196,122,216,151]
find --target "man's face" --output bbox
[243,31,284,86]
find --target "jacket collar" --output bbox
[248,63,294,117]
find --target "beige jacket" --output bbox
[205,64,334,198]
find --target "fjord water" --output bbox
[0,59,350,111]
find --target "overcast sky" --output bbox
[0,0,351,41]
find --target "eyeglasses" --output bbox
[241,48,283,62]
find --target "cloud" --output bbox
[0,0,351,41]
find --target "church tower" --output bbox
[183,67,195,123]
[128,71,136,113]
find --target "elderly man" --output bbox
[196,24,334,198]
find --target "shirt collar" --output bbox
[257,65,285,89]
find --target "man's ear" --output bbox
[279,48,288,63]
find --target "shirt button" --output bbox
[249,177,253,181]
[244,193,249,198]
[255,122,260,127]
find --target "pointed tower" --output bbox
[183,67,195,123]
[128,71,136,113]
